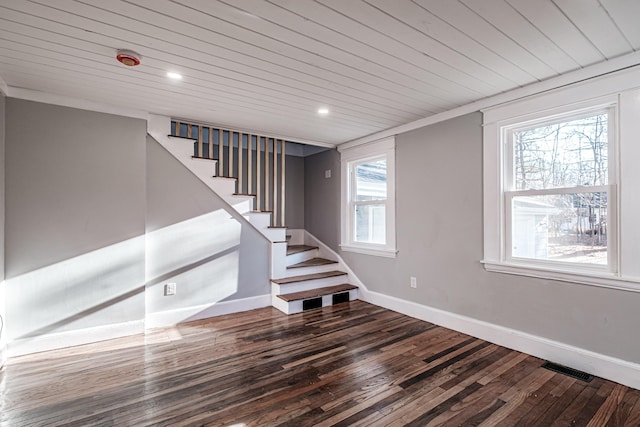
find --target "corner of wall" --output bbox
[0,91,5,368]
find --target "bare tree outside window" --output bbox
[509,113,609,265]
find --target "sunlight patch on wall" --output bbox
[5,236,146,341]
[145,209,243,316]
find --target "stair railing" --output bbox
[171,120,286,227]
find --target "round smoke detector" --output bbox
[116,49,141,67]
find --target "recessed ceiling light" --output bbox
[167,72,182,80]
[318,108,329,115]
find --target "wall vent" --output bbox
[332,292,350,305]
[542,361,593,382]
[302,297,322,311]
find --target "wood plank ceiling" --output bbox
[0,0,638,146]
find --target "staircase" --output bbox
[149,118,359,315]
[271,239,358,314]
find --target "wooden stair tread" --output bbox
[288,257,338,269]
[286,245,318,255]
[191,156,216,161]
[232,193,256,197]
[277,284,357,302]
[272,270,346,284]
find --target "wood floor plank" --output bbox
[0,301,638,426]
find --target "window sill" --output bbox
[481,260,640,293]
[340,244,398,258]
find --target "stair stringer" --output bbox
[147,131,285,244]
[148,132,288,316]
[302,231,366,291]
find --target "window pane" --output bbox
[513,113,608,190]
[355,159,387,201]
[511,192,607,265]
[355,204,386,244]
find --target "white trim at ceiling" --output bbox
[6,86,334,148]
[339,50,640,150]
[9,86,150,121]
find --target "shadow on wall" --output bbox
[6,235,146,341]
[6,207,267,350]
[145,208,268,324]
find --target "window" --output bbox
[483,76,640,291]
[340,137,396,257]
[504,109,615,270]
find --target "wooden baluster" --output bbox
[256,137,261,210]
[218,128,224,176]
[280,139,286,227]
[265,137,270,212]
[187,123,192,139]
[197,125,203,157]
[208,126,213,159]
[173,120,180,136]
[248,135,253,199]
[238,133,243,193]
[273,138,278,226]
[228,131,234,178]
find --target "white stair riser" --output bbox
[271,243,288,280]
[245,212,272,229]
[286,229,305,245]
[164,137,219,182]
[225,197,253,214]
[272,294,292,314]
[285,249,319,266]
[191,156,218,167]
[271,275,348,295]
[164,136,196,158]
[262,228,287,242]
[208,179,237,196]
[283,263,340,278]
[273,289,358,315]
[191,157,218,177]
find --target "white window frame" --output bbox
[483,77,640,292]
[503,105,617,272]
[339,137,397,258]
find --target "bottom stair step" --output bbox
[277,284,358,302]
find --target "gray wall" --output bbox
[285,155,304,229]
[146,136,270,317]
[5,99,147,340]
[304,148,340,248]
[305,112,640,364]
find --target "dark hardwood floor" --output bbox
[1,301,638,426]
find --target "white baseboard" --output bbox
[359,288,640,390]
[145,294,271,329]
[8,320,145,357]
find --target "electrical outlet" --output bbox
[410,277,417,288]
[165,283,177,296]
[325,169,332,179]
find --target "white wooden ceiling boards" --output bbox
[0,0,638,146]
